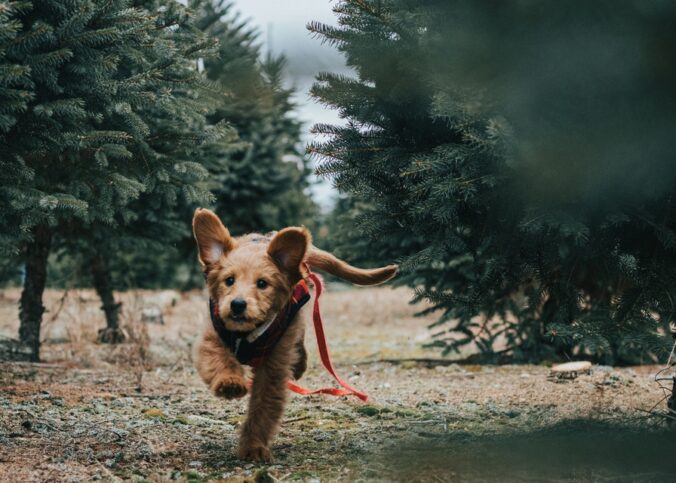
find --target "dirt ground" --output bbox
[1,285,674,482]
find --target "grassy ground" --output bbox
[0,286,674,482]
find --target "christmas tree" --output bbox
[0,0,219,358]
[89,0,318,292]
[1,0,318,356]
[0,0,32,268]
[309,0,676,364]
[195,0,316,236]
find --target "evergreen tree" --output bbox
[0,0,219,359]
[88,0,319,291]
[2,0,317,299]
[309,0,676,364]
[0,0,32,282]
[87,0,318,292]
[77,0,226,342]
[195,0,316,236]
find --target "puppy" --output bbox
[192,208,397,462]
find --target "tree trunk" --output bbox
[91,254,125,344]
[19,224,52,362]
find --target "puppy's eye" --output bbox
[225,276,235,286]
[256,279,268,289]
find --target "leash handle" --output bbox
[287,269,369,402]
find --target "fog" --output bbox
[232,0,349,210]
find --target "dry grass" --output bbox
[0,284,438,370]
[0,285,673,481]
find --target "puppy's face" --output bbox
[207,240,290,332]
[193,209,310,333]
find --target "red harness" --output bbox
[208,269,368,401]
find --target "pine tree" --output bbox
[3,0,317,301]
[77,0,227,343]
[0,0,219,359]
[88,0,318,292]
[88,0,320,291]
[0,0,32,283]
[309,0,676,364]
[195,0,316,236]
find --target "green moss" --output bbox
[394,408,419,418]
[131,468,146,477]
[355,405,381,417]
[290,471,317,480]
[184,469,204,481]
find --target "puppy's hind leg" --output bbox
[291,327,307,380]
[195,325,247,399]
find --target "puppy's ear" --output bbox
[192,208,234,270]
[267,227,311,282]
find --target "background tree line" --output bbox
[0,0,315,360]
[310,0,676,365]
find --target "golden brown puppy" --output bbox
[192,208,397,462]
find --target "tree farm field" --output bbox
[1,285,675,482]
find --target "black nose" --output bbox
[230,298,247,316]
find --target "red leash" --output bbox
[286,269,369,402]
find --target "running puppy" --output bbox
[192,208,397,462]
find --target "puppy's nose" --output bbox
[230,298,247,316]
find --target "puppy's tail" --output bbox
[307,247,398,286]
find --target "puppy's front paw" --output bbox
[211,374,247,399]
[238,444,273,463]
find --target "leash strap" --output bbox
[286,269,369,402]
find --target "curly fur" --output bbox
[191,208,397,462]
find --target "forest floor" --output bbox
[1,285,676,482]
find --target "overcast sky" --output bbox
[231,0,350,210]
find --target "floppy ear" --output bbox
[267,227,311,282]
[192,208,234,269]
